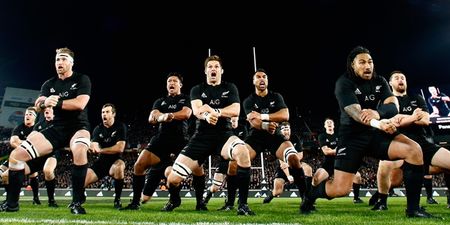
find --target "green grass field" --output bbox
[0,196,448,224]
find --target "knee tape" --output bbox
[21,140,39,159]
[72,137,91,149]
[172,161,192,179]
[283,147,297,163]
[212,178,224,187]
[228,138,245,160]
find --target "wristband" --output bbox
[157,113,167,123]
[370,119,381,129]
[261,114,269,121]
[287,175,294,183]
[39,101,46,109]
[55,99,63,109]
[261,121,270,130]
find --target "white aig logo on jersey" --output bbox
[403,106,413,112]
[209,99,220,105]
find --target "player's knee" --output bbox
[283,147,298,165]
[116,160,126,171]
[133,162,146,175]
[18,140,39,159]
[211,184,220,192]
[43,167,54,178]
[172,161,192,180]
[212,178,223,188]
[8,155,25,170]
[71,137,90,150]
[227,138,247,161]
[302,164,313,176]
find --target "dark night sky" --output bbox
[1,0,450,128]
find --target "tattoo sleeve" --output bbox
[344,104,365,124]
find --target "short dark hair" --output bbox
[346,46,370,76]
[280,121,290,127]
[102,103,116,114]
[255,68,266,74]
[167,72,183,83]
[204,55,223,68]
[389,70,404,81]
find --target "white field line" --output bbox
[0,218,301,225]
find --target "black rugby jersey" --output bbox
[335,73,393,132]
[190,81,240,132]
[92,122,127,149]
[396,94,429,136]
[12,123,34,140]
[40,72,91,125]
[243,91,287,134]
[318,132,338,159]
[152,93,191,137]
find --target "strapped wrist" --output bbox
[370,119,381,129]
[55,99,63,109]
[261,114,269,121]
[157,113,167,123]
[261,121,270,130]
[39,101,46,109]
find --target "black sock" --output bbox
[372,190,379,199]
[114,179,124,201]
[226,175,238,206]
[45,179,56,202]
[168,185,181,203]
[72,164,88,204]
[204,189,213,204]
[352,183,361,199]
[192,175,205,205]
[29,176,39,199]
[423,177,433,199]
[379,193,388,205]
[291,167,306,198]
[7,169,24,208]
[143,168,164,197]
[444,173,450,188]
[311,180,330,200]
[236,166,250,205]
[305,176,312,198]
[444,173,450,204]
[402,162,424,211]
[131,174,145,204]
[388,187,394,194]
